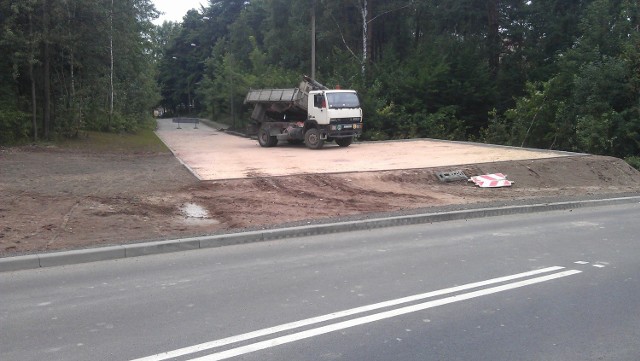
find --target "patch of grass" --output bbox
[56,128,170,154]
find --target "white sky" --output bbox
[152,0,205,25]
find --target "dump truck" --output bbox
[244,76,363,149]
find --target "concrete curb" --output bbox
[2,196,639,273]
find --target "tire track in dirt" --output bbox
[2,149,640,256]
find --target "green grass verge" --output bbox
[56,127,170,154]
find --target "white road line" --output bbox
[190,269,582,361]
[131,266,564,361]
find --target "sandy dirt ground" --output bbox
[155,119,572,180]
[2,122,640,257]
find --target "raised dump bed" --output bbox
[244,76,363,149]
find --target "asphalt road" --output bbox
[2,203,639,360]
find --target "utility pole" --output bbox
[230,71,236,130]
[109,0,114,129]
[311,0,316,79]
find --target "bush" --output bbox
[0,107,31,145]
[625,156,640,171]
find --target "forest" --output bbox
[1,0,639,163]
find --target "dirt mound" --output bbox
[1,146,639,256]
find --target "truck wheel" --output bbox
[258,127,278,147]
[304,128,324,149]
[335,137,353,147]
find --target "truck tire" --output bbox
[304,128,324,149]
[258,126,278,147]
[335,137,353,147]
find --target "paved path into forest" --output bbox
[155,118,573,181]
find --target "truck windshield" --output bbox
[326,92,360,109]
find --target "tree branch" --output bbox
[330,14,361,63]
[367,1,414,25]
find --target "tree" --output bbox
[0,0,160,144]
[494,0,640,157]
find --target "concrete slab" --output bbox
[155,119,570,181]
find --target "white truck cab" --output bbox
[245,76,363,149]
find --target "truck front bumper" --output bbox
[326,121,363,138]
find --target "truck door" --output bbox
[309,92,329,125]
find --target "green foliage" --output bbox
[480,109,513,146]
[362,100,466,141]
[0,0,160,144]
[156,0,640,161]
[625,156,640,170]
[5,0,638,161]
[417,107,468,141]
[0,104,31,144]
[576,112,617,154]
[502,80,569,149]
[487,0,640,160]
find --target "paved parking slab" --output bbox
[155,119,571,181]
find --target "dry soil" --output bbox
[2,138,640,257]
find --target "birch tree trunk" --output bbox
[360,0,369,77]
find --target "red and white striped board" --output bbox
[469,173,513,188]
[477,179,513,188]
